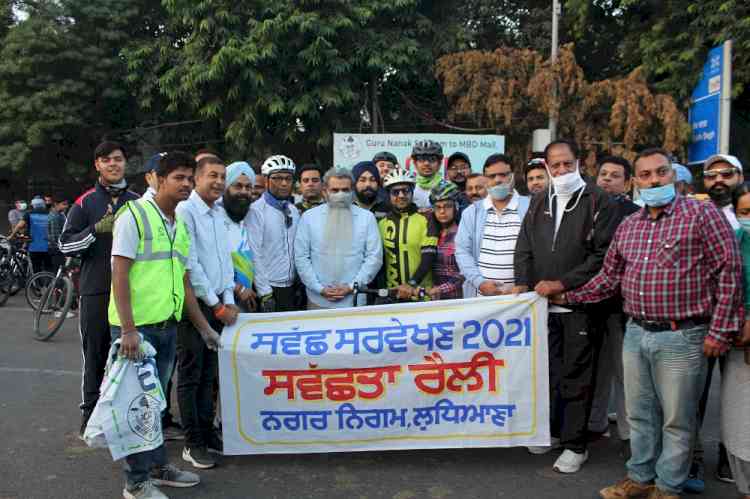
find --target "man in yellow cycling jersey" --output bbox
[378,168,438,301]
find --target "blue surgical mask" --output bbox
[488,176,513,200]
[738,218,750,234]
[639,183,676,207]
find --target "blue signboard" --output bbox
[688,45,724,164]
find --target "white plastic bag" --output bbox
[84,336,166,461]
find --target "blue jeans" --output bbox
[623,320,708,494]
[111,323,177,488]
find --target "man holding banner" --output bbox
[514,139,617,474]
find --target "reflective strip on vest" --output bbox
[129,201,189,267]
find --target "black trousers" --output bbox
[30,251,51,273]
[79,293,111,418]
[272,285,303,312]
[548,311,598,453]
[176,302,220,447]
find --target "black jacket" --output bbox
[514,184,621,291]
[59,182,139,296]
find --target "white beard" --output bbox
[320,205,353,284]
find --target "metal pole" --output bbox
[549,0,560,141]
[719,39,732,154]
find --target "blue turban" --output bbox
[226,161,256,191]
[672,163,693,184]
[351,161,380,184]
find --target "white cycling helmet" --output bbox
[261,155,295,176]
[383,167,416,189]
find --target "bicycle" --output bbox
[25,270,56,310]
[0,236,34,301]
[33,257,78,341]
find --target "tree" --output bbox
[126,0,461,160]
[436,45,689,169]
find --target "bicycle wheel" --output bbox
[25,271,56,310]
[0,260,12,306]
[33,276,74,341]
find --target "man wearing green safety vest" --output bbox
[109,151,221,499]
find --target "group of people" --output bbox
[53,137,749,499]
[6,194,70,273]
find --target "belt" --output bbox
[632,317,710,332]
[143,318,177,330]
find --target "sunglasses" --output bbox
[390,187,413,197]
[703,168,738,180]
[413,155,440,163]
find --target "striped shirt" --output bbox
[477,194,522,286]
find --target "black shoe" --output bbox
[205,431,223,455]
[684,458,706,493]
[716,443,735,483]
[182,446,215,469]
[79,413,90,441]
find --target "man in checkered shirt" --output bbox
[561,148,743,499]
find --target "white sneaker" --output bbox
[53,311,75,319]
[527,437,561,455]
[553,449,589,474]
[123,481,168,499]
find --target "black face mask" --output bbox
[224,192,252,223]
[356,187,378,204]
[708,184,734,207]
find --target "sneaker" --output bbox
[54,310,75,319]
[123,481,168,499]
[716,443,734,483]
[683,458,705,493]
[162,426,184,441]
[528,437,561,455]
[553,449,589,474]
[150,464,200,488]
[599,477,655,499]
[608,412,618,424]
[646,488,679,499]
[205,431,223,455]
[588,428,612,441]
[182,446,215,469]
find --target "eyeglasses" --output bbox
[703,168,738,180]
[413,155,440,163]
[389,187,413,197]
[447,164,470,172]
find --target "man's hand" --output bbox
[235,284,256,307]
[478,281,498,296]
[322,286,346,302]
[396,284,415,300]
[199,328,222,351]
[214,303,238,326]
[703,338,726,358]
[119,330,141,360]
[534,280,565,297]
[736,320,750,347]
[510,285,529,295]
[426,287,441,301]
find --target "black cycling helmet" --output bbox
[373,151,398,165]
[411,139,443,158]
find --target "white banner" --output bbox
[219,293,549,455]
[333,133,505,173]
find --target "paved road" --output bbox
[0,294,737,499]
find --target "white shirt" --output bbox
[111,199,180,261]
[141,187,156,201]
[413,185,431,209]
[477,194,522,291]
[247,194,300,296]
[722,204,740,230]
[176,191,235,307]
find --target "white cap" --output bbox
[703,154,743,172]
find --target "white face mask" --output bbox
[327,191,354,209]
[551,164,585,196]
[17,202,27,211]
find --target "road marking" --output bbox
[0,366,78,376]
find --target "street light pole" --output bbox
[549,0,560,141]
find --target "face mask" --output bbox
[738,218,750,234]
[551,167,585,196]
[639,183,676,207]
[328,191,354,209]
[488,181,512,200]
[17,202,27,211]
